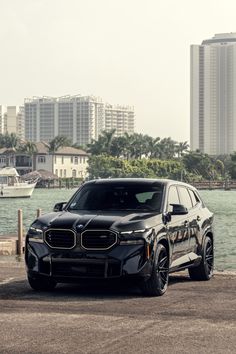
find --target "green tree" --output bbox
[0,132,20,149]
[182,150,216,180]
[48,136,72,153]
[87,155,183,180]
[176,141,189,157]
[228,152,236,179]
[87,129,116,155]
[18,141,38,169]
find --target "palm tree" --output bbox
[100,129,116,154]
[87,129,116,155]
[48,136,72,153]
[176,141,189,158]
[149,137,161,159]
[110,136,128,158]
[18,141,38,170]
[0,132,20,149]
[87,137,106,155]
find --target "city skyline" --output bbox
[24,95,134,145]
[2,1,236,142]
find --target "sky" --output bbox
[1,0,236,143]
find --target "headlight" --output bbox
[119,229,150,245]
[120,229,146,235]
[28,226,44,243]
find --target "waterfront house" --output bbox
[35,143,88,179]
[0,148,17,169]
[0,143,89,179]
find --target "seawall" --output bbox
[0,235,23,256]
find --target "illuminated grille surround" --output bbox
[81,229,118,250]
[44,228,76,249]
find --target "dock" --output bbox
[191,179,236,190]
[0,235,23,256]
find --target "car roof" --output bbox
[84,178,197,190]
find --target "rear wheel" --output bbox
[188,235,214,281]
[141,243,169,296]
[28,275,57,291]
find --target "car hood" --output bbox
[36,210,163,232]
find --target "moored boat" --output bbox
[0,167,38,198]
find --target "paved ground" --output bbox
[0,260,235,354]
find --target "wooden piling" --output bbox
[37,209,42,218]
[17,209,23,255]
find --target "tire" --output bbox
[141,243,169,296]
[188,235,214,281]
[28,275,57,291]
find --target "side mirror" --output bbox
[162,212,172,224]
[170,204,188,215]
[53,202,67,212]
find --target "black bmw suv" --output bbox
[25,178,214,296]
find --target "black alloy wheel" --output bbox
[189,235,214,281]
[28,275,57,291]
[141,243,169,296]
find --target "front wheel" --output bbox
[28,275,57,291]
[188,235,214,281]
[141,243,169,296]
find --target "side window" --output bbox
[167,186,180,212]
[178,187,193,210]
[188,189,200,207]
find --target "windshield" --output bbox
[67,182,163,212]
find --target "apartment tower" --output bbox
[25,95,134,145]
[191,33,236,155]
[0,105,24,138]
[0,105,7,134]
[105,104,134,137]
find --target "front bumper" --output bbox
[25,239,153,282]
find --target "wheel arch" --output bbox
[157,238,170,263]
[204,231,214,246]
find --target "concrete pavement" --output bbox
[0,260,235,354]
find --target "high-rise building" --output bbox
[0,105,7,134]
[190,33,236,155]
[105,104,134,136]
[0,105,24,138]
[24,95,134,145]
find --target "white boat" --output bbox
[0,167,38,198]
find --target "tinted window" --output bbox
[178,187,193,210]
[68,183,163,212]
[167,186,180,212]
[188,189,200,207]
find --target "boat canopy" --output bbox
[0,167,19,177]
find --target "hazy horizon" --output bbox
[1,0,236,143]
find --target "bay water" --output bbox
[0,188,235,271]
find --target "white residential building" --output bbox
[34,143,88,179]
[105,104,134,136]
[24,95,134,146]
[191,33,236,155]
[0,105,7,134]
[0,106,25,138]
[0,142,89,178]
[24,96,105,146]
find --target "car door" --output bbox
[166,185,188,267]
[176,186,194,257]
[187,188,203,255]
